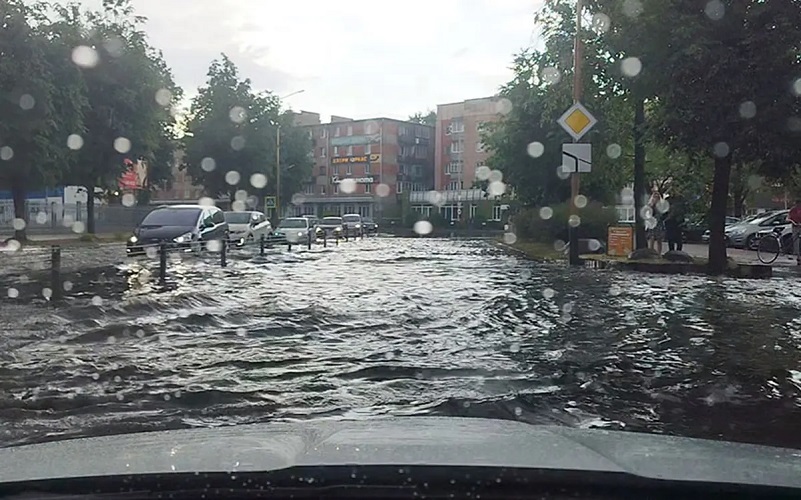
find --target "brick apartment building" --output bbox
[291,111,435,220]
[434,96,503,191]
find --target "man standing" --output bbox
[665,204,685,252]
[789,198,801,265]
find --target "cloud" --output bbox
[67,0,540,120]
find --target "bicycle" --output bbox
[756,224,801,264]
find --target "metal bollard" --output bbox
[307,232,312,250]
[159,243,167,283]
[260,234,265,256]
[220,239,227,267]
[287,239,292,251]
[51,245,62,301]
[323,232,327,248]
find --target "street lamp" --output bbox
[275,89,306,220]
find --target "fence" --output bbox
[0,203,152,235]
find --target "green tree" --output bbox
[183,55,312,215]
[59,0,180,233]
[408,110,436,127]
[0,0,85,241]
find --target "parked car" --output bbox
[686,214,739,242]
[724,210,786,249]
[126,205,228,256]
[273,217,317,245]
[362,217,378,235]
[317,216,344,238]
[224,210,272,246]
[699,216,744,243]
[341,213,363,238]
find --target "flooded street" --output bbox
[2,238,801,449]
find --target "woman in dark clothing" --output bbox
[664,206,685,252]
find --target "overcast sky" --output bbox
[72,0,542,122]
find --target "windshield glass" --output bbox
[224,212,254,224]
[6,0,801,482]
[140,208,200,226]
[278,219,308,229]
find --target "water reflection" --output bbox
[1,238,800,449]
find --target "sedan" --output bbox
[273,217,317,245]
[224,210,272,246]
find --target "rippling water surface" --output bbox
[2,238,801,449]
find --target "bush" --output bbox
[514,201,619,243]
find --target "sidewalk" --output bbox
[683,243,800,268]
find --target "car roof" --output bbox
[223,210,262,214]
[342,213,361,216]
[155,204,205,210]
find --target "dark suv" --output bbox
[126,205,228,256]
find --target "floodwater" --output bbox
[2,238,801,449]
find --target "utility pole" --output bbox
[275,89,305,221]
[568,0,584,266]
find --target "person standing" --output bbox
[665,201,686,252]
[646,188,665,255]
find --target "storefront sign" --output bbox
[331,154,381,165]
[331,176,375,184]
[330,134,380,146]
[607,226,634,257]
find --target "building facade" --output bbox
[434,96,503,191]
[292,113,435,220]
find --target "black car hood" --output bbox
[135,225,194,240]
[1,417,800,488]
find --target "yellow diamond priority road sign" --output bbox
[557,102,597,141]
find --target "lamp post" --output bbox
[275,89,305,220]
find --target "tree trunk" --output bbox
[11,179,27,242]
[730,163,745,218]
[633,97,647,249]
[708,154,732,275]
[86,184,96,234]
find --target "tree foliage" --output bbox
[408,110,436,127]
[183,55,312,216]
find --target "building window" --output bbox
[307,130,313,140]
[320,128,327,138]
[320,185,326,195]
[365,122,373,134]
[334,184,339,194]
[335,126,340,137]
[446,161,463,174]
[470,204,477,218]
[476,141,485,153]
[319,147,326,157]
[364,183,371,194]
[359,205,371,217]
[397,182,403,194]
[492,205,503,221]
[319,165,326,175]
[365,162,371,174]
[334,146,340,156]
[346,164,352,175]
[449,119,464,134]
[347,125,353,136]
[304,184,315,195]
[447,181,463,191]
[347,145,353,156]
[450,140,464,154]
[365,143,371,154]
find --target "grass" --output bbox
[496,239,566,262]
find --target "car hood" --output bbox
[135,225,195,240]
[1,417,800,489]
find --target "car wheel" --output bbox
[745,234,757,250]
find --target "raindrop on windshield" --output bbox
[542,288,556,300]
[42,288,52,300]
[712,142,730,158]
[375,183,391,197]
[0,146,14,161]
[71,221,86,234]
[588,239,602,252]
[622,0,643,18]
[67,134,84,150]
[200,157,216,172]
[475,165,491,180]
[574,195,588,209]
[229,106,247,124]
[155,88,172,106]
[121,193,136,207]
[488,170,503,183]
[231,200,246,212]
[63,281,74,292]
[103,36,125,57]
[514,407,523,417]
[526,142,545,158]
[539,207,553,220]
[621,187,634,205]
[553,239,567,252]
[91,296,103,307]
[503,233,518,245]
[250,173,267,189]
[225,171,241,185]
[488,181,506,197]
[230,136,246,151]
[739,101,757,119]
[19,94,35,110]
[35,212,47,225]
[621,57,642,78]
[91,373,100,380]
[135,329,145,338]
[568,215,581,227]
[592,13,611,33]
[71,45,99,68]
[234,189,248,202]
[556,165,571,180]
[656,198,670,214]
[787,117,801,133]
[339,178,357,194]
[495,97,513,115]
[510,342,521,353]
[413,220,433,235]
[541,67,561,85]
[12,218,25,231]
[206,240,223,252]
[425,191,445,207]
[609,284,622,296]
[384,351,395,360]
[705,0,725,20]
[236,328,246,337]
[113,137,131,154]
[563,302,574,314]
[7,288,19,298]
[606,143,622,159]
[198,196,215,207]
